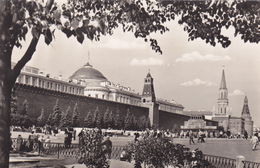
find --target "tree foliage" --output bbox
[77,128,109,168]
[2,0,260,166]
[37,108,46,127]
[47,99,62,127]
[125,137,213,168]
[84,111,93,128]
[60,106,72,127]
[103,108,110,129]
[93,106,100,128]
[72,103,80,127]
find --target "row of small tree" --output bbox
[11,98,151,131]
[84,107,151,131]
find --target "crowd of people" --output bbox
[11,125,260,156]
[13,131,51,154]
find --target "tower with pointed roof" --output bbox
[217,68,229,115]
[141,71,159,127]
[212,67,230,132]
[141,71,156,103]
[241,96,253,136]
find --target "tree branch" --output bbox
[11,35,40,86]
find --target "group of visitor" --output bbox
[13,132,51,154]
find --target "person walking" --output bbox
[250,133,259,151]
[189,130,195,145]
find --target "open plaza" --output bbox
[10,129,260,167]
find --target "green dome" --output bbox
[69,63,107,81]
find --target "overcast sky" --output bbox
[12,19,260,127]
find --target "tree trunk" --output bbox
[0,72,12,168]
[0,0,12,167]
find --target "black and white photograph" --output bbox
[0,0,260,167]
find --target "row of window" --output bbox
[86,93,140,105]
[17,74,84,95]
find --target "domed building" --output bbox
[69,62,141,105]
[69,62,107,85]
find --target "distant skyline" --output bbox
[12,20,260,127]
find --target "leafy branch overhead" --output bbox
[4,0,260,55]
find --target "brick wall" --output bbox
[14,84,149,126]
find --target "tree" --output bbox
[77,128,109,168]
[20,99,28,115]
[124,109,132,130]
[125,137,213,168]
[138,115,147,131]
[47,99,62,127]
[1,0,260,166]
[37,108,46,127]
[84,111,93,128]
[109,111,115,129]
[93,106,100,128]
[103,108,110,129]
[145,116,151,130]
[72,103,80,127]
[60,106,71,128]
[114,109,122,130]
[17,99,33,128]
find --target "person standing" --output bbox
[189,130,195,145]
[16,135,23,152]
[244,131,248,140]
[102,136,112,159]
[134,132,140,142]
[250,133,259,151]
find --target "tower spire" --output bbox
[217,66,229,115]
[220,66,227,89]
[84,51,92,67]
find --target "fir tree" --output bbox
[131,114,137,131]
[124,109,132,130]
[18,99,33,128]
[93,106,100,128]
[52,99,62,127]
[109,111,115,129]
[146,116,151,130]
[37,108,46,127]
[84,111,93,128]
[114,109,122,130]
[103,108,110,129]
[60,106,72,128]
[20,99,29,115]
[72,103,80,127]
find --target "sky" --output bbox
[12,18,260,127]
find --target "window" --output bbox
[95,94,98,98]
[32,78,36,86]
[102,95,105,99]
[25,77,29,85]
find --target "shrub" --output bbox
[77,128,109,168]
[124,137,214,168]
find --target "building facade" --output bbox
[212,68,254,136]
[12,62,185,129]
